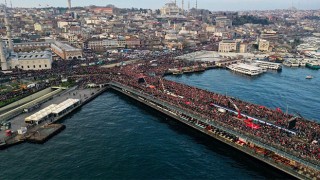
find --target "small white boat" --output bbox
[306,75,313,79]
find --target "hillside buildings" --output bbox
[258,39,270,51]
[160,3,182,16]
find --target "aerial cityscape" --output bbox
[0,0,319,179]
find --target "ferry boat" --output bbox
[299,59,310,67]
[182,67,194,74]
[283,59,300,67]
[193,67,206,73]
[168,68,183,75]
[254,60,282,71]
[227,63,264,76]
[306,61,320,70]
[306,75,313,79]
[172,71,183,75]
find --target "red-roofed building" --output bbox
[92,8,114,14]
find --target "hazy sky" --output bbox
[4,0,320,11]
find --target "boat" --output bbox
[306,61,320,70]
[283,59,300,67]
[172,71,183,75]
[182,67,194,74]
[193,67,206,73]
[168,68,183,75]
[306,75,313,79]
[227,63,264,76]
[299,59,309,67]
[254,60,282,71]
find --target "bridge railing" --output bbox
[109,81,320,171]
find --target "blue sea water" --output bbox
[0,67,318,179]
[166,67,319,121]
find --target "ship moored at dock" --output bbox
[253,60,282,71]
[306,61,320,70]
[227,63,264,76]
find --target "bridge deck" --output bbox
[109,82,319,180]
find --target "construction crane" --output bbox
[228,98,243,118]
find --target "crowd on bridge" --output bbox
[2,50,319,172]
[56,56,320,165]
[91,60,319,167]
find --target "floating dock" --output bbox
[26,124,66,144]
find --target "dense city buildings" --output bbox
[0,1,319,179]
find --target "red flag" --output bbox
[276,107,282,113]
[246,122,260,129]
[244,118,253,123]
[237,110,243,119]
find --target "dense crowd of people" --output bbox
[2,52,319,169]
[60,57,320,165]
[99,60,320,166]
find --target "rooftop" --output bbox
[233,63,262,71]
[16,51,52,60]
[53,41,81,51]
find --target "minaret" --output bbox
[0,37,8,71]
[188,1,190,11]
[181,0,184,15]
[4,4,13,51]
[67,0,71,10]
[196,0,198,10]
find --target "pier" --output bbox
[0,86,108,149]
[26,124,66,144]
